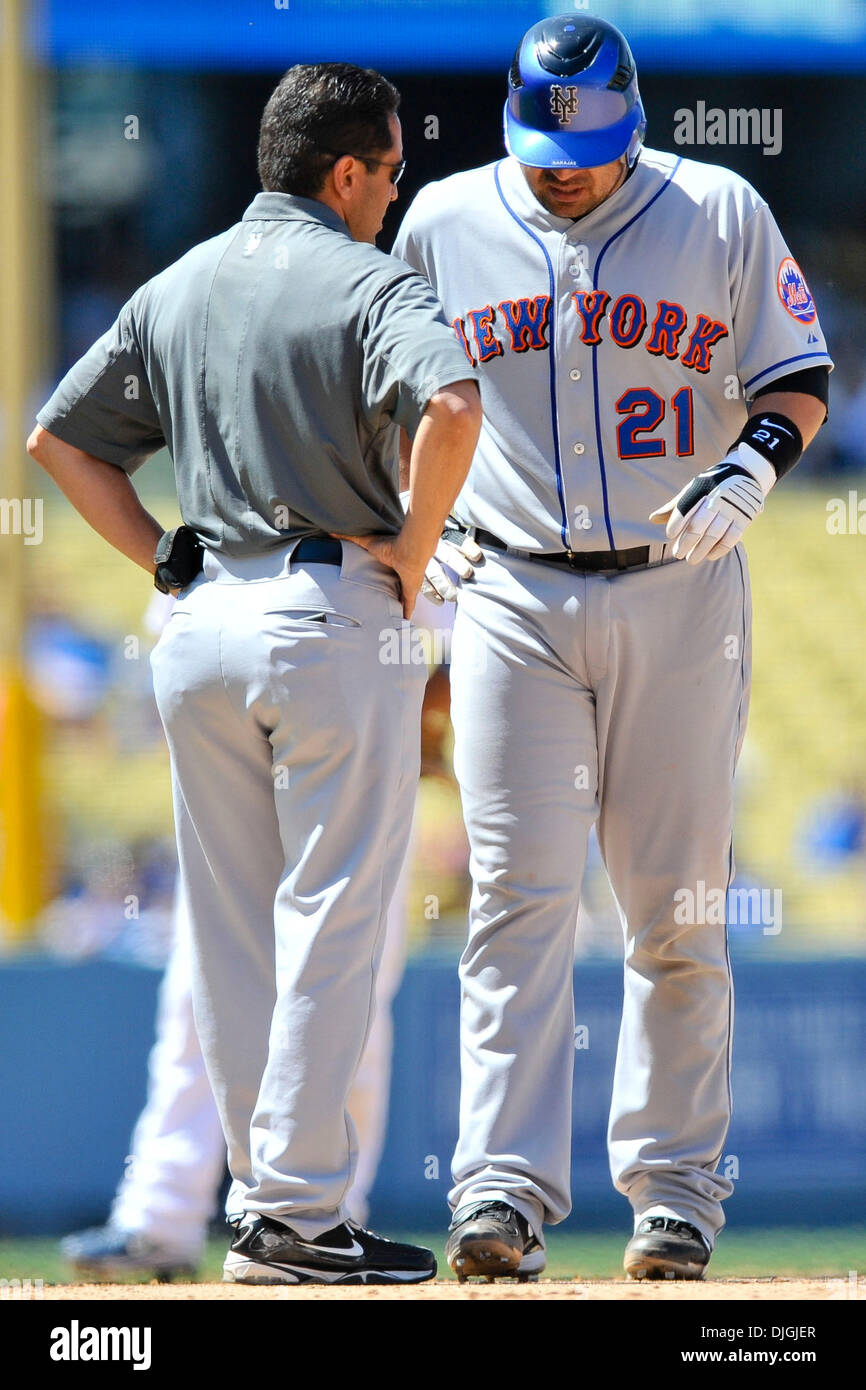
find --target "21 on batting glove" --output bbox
[649,444,777,565]
[400,492,484,603]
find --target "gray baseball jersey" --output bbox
[393,149,829,1250]
[38,192,473,555]
[394,149,832,551]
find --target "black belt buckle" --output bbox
[562,549,600,572]
[559,544,650,573]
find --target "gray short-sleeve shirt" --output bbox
[37,193,476,555]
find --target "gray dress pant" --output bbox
[151,540,424,1239]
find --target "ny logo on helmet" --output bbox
[550,85,579,126]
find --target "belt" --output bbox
[474,528,650,573]
[293,537,343,566]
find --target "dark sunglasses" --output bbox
[323,150,406,184]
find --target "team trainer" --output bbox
[29,63,480,1285]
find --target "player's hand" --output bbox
[650,460,768,564]
[422,525,484,604]
[399,492,483,604]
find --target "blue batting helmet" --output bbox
[504,13,646,169]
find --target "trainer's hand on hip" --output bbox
[332,532,428,619]
[650,456,772,564]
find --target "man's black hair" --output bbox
[258,62,400,199]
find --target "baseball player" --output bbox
[393,14,831,1280]
[29,62,481,1285]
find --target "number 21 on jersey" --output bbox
[615,386,694,458]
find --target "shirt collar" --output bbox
[495,152,667,241]
[242,191,351,238]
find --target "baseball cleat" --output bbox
[445,1202,546,1283]
[623,1217,711,1280]
[60,1223,198,1282]
[222,1214,436,1285]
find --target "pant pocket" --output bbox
[263,606,362,629]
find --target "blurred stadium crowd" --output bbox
[8,28,866,963]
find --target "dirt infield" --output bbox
[43,1277,838,1300]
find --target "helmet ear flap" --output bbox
[625,121,645,169]
[508,47,524,91]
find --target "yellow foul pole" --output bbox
[0,0,48,935]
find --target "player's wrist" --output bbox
[729,412,804,491]
[722,443,777,498]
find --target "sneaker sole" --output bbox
[625,1255,708,1281]
[222,1254,436,1286]
[447,1236,546,1283]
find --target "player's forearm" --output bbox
[26,425,163,574]
[747,391,826,451]
[399,381,481,561]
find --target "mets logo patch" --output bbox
[777,257,816,324]
[550,84,579,125]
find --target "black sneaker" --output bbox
[624,1217,711,1280]
[60,1223,197,1282]
[445,1201,546,1283]
[222,1214,436,1285]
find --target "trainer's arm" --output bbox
[401,380,481,555]
[343,380,481,616]
[26,424,163,575]
[399,427,412,491]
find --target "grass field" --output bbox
[1,1226,863,1286]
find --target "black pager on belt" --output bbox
[153,525,204,594]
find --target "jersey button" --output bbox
[573,442,585,455]
[568,264,582,277]
[570,369,582,381]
